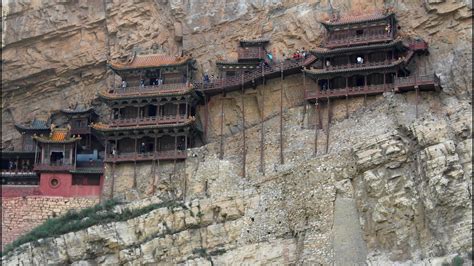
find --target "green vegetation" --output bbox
[2,199,182,257]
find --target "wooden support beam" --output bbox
[260,64,265,175]
[111,162,116,199]
[280,63,284,165]
[415,86,419,118]
[314,101,319,156]
[173,135,177,178]
[302,70,307,129]
[241,75,246,178]
[204,94,209,143]
[219,92,225,160]
[326,98,331,154]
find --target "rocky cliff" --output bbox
[1,0,472,265]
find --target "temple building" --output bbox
[32,126,103,197]
[304,11,440,101]
[93,52,200,164]
[1,117,50,189]
[216,39,270,79]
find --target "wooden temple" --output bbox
[304,11,440,101]
[216,39,270,79]
[93,53,200,163]
[1,118,50,187]
[31,126,103,197]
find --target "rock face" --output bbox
[1,0,472,265]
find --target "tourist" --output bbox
[356,56,364,64]
[385,24,391,35]
[266,51,273,62]
[140,79,145,89]
[121,80,127,91]
[140,142,146,153]
[8,160,14,171]
[301,47,307,59]
[203,73,210,84]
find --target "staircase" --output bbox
[194,55,317,95]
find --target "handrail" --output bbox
[106,83,192,96]
[193,55,316,93]
[110,115,188,127]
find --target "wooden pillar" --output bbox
[219,92,225,160]
[241,74,246,178]
[260,64,265,175]
[345,77,349,119]
[280,62,284,165]
[364,75,368,107]
[326,98,331,154]
[173,134,177,177]
[203,90,209,144]
[314,101,319,156]
[415,86,419,118]
[73,142,77,170]
[302,70,307,129]
[34,141,38,164]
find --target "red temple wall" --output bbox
[1,196,98,250]
[38,172,103,197]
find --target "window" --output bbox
[356,29,364,36]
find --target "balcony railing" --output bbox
[105,150,187,162]
[305,73,439,100]
[110,115,189,128]
[325,33,392,48]
[320,59,395,72]
[237,47,264,60]
[75,160,104,169]
[107,83,192,97]
[1,169,37,176]
[33,163,74,172]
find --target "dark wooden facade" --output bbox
[304,12,440,102]
[95,53,200,163]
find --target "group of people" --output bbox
[120,78,164,91]
[8,159,32,172]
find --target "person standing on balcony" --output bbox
[140,79,145,89]
[356,56,364,64]
[121,80,127,92]
[203,73,210,84]
[140,142,146,154]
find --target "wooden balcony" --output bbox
[33,163,74,172]
[305,74,440,100]
[103,83,193,98]
[104,150,187,163]
[325,33,392,49]
[237,47,264,61]
[110,115,189,128]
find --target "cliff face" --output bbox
[1,0,472,265]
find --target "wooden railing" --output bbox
[237,47,264,60]
[105,150,187,162]
[305,73,439,100]
[193,55,317,93]
[33,163,74,171]
[1,169,37,176]
[325,32,392,48]
[110,115,189,127]
[106,83,192,96]
[321,59,394,71]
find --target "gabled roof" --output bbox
[110,53,193,71]
[15,118,50,133]
[321,11,394,29]
[60,104,94,115]
[33,127,81,144]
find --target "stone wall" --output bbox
[1,196,98,250]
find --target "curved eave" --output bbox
[109,58,194,72]
[60,108,93,115]
[91,119,196,133]
[97,88,197,101]
[32,136,82,144]
[321,13,395,29]
[14,124,49,133]
[311,40,404,56]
